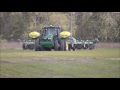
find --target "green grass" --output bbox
[1,48,119,59]
[0,48,120,78]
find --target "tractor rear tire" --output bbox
[35,39,40,51]
[54,40,58,51]
[60,39,64,51]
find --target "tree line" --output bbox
[0,12,119,42]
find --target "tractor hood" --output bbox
[42,34,53,41]
[40,34,54,47]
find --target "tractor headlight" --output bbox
[42,38,47,41]
[42,38,52,41]
[48,38,51,40]
[47,38,52,41]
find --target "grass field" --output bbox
[0,47,120,78]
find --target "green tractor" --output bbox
[29,25,71,51]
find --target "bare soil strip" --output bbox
[1,58,120,64]
[0,73,12,78]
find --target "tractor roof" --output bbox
[43,25,60,29]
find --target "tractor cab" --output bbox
[42,26,61,38]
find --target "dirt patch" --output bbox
[5,58,120,63]
[0,42,22,49]
[96,42,120,48]
[0,60,12,64]
[0,73,13,78]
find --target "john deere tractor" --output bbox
[29,25,71,51]
[28,25,99,51]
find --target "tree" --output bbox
[75,12,120,42]
[0,12,119,42]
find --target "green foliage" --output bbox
[0,12,119,42]
[75,12,120,42]
[0,12,27,40]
